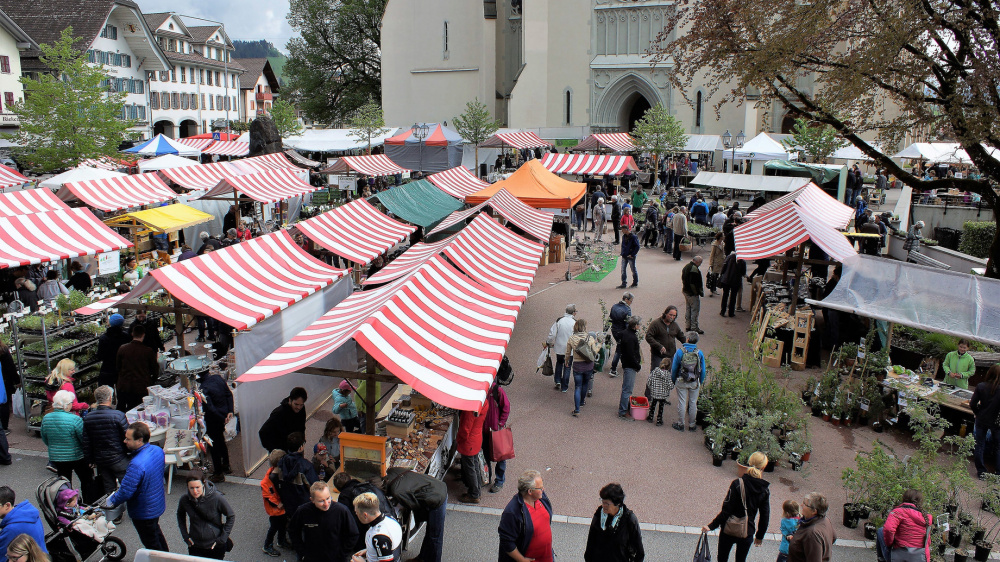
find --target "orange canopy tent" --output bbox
[465,160,586,209]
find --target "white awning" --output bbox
[284,129,396,153]
[807,255,1000,346]
[683,135,726,152]
[690,172,810,192]
[724,133,795,161]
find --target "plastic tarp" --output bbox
[137,154,202,173]
[116,204,214,233]
[764,160,843,185]
[465,160,586,209]
[892,142,971,164]
[830,144,884,161]
[724,132,795,161]
[690,171,810,193]
[38,167,126,190]
[283,129,396,153]
[683,135,726,152]
[384,123,465,174]
[370,180,464,227]
[806,255,1000,346]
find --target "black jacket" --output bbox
[971,382,1000,428]
[176,481,235,549]
[96,327,132,385]
[723,220,736,255]
[273,452,317,514]
[682,261,704,297]
[288,502,359,562]
[708,474,771,541]
[719,254,747,289]
[383,467,447,522]
[259,399,307,452]
[337,479,394,550]
[620,329,642,370]
[584,504,645,562]
[1,350,17,398]
[609,302,631,340]
[199,374,233,422]
[81,405,129,466]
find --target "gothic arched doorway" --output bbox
[625,94,652,132]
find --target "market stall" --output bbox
[723,132,796,174]
[384,123,465,174]
[465,160,586,209]
[294,198,416,265]
[158,161,244,191]
[569,133,635,153]
[368,179,464,228]
[283,128,396,153]
[426,166,491,199]
[56,173,179,211]
[124,134,201,157]
[539,153,639,176]
[0,187,70,214]
[174,138,215,152]
[102,203,214,258]
[202,141,250,158]
[479,131,552,151]
[196,168,323,227]
[426,187,554,243]
[285,150,322,169]
[0,208,132,268]
[0,163,32,191]
[137,154,202,173]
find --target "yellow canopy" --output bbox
[108,203,213,233]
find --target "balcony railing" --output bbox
[255,92,273,101]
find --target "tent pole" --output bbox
[789,243,807,311]
[365,353,378,435]
[233,191,240,231]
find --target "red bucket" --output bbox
[629,396,650,420]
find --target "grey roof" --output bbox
[142,12,170,31]
[235,57,279,92]
[187,25,229,46]
[0,8,38,50]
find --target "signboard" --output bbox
[212,132,221,141]
[98,251,121,275]
[0,114,20,126]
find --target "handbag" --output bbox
[722,478,749,539]
[11,389,24,418]
[489,427,515,462]
[540,353,553,377]
[475,451,490,485]
[693,531,712,562]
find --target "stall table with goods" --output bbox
[882,366,975,419]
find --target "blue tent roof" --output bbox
[124,134,201,157]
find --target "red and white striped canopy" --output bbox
[174,138,214,151]
[540,153,639,176]
[321,154,410,176]
[745,183,855,229]
[57,173,178,211]
[428,188,554,242]
[239,255,525,410]
[0,208,132,269]
[78,158,121,171]
[0,164,30,190]
[199,169,322,203]
[369,213,544,296]
[364,236,456,286]
[479,131,552,150]
[0,188,70,216]
[570,133,636,153]
[159,161,241,191]
[285,150,321,168]
[204,141,250,157]
[427,166,491,198]
[231,153,299,174]
[77,231,348,329]
[734,203,858,262]
[295,198,415,265]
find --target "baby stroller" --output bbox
[36,476,126,562]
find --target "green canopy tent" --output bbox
[764,160,848,201]
[369,180,464,228]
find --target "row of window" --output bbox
[149,92,236,112]
[86,49,132,68]
[157,37,231,63]
[120,104,146,121]
[100,77,145,94]
[152,67,237,88]
[100,24,118,40]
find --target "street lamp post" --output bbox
[722,129,746,173]
[412,122,429,175]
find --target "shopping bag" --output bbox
[475,451,490,486]
[537,350,553,377]
[224,415,238,442]
[10,389,23,418]
[489,427,515,462]
[693,531,712,562]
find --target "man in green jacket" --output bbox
[943,339,976,389]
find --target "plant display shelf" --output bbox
[20,336,98,362]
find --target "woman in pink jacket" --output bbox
[876,489,933,562]
[44,359,89,413]
[482,380,511,494]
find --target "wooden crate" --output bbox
[762,338,784,368]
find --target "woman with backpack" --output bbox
[875,490,932,562]
[701,451,771,562]
[970,364,1000,477]
[566,319,598,417]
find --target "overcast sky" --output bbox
[133,0,295,52]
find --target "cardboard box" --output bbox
[539,247,549,266]
[386,420,413,439]
[410,393,433,410]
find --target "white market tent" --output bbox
[138,154,202,173]
[38,167,126,190]
[683,135,726,152]
[891,142,971,164]
[124,134,201,157]
[690,171,810,193]
[283,129,396,153]
[724,132,796,161]
[807,255,1000,346]
[830,144,885,161]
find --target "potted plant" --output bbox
[801,376,818,405]
[704,425,728,467]
[840,342,859,367]
[864,514,883,541]
[973,475,1000,561]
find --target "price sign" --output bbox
[98,251,121,275]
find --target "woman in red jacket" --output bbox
[457,400,489,504]
[876,489,933,562]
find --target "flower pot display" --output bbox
[712,455,724,467]
[974,542,993,562]
[955,551,969,562]
[801,451,811,462]
[832,417,841,427]
[973,530,986,544]
[842,503,860,529]
[950,529,963,548]
[864,522,877,540]
[871,421,884,433]
[822,413,831,422]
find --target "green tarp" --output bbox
[369,180,464,228]
[764,159,842,185]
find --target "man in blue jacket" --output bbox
[103,422,168,551]
[617,225,640,289]
[0,486,47,561]
[671,332,707,432]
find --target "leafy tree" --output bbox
[232,39,282,59]
[782,117,845,163]
[452,98,502,173]
[229,120,252,133]
[651,0,1000,277]
[269,98,303,138]
[285,0,386,124]
[348,97,389,155]
[631,104,688,171]
[5,28,133,173]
